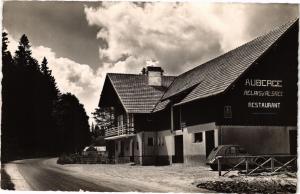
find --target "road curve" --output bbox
[15,158,116,192]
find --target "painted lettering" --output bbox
[245,79,283,88]
[248,102,280,108]
[243,90,283,97]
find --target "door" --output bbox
[120,141,124,157]
[289,130,297,155]
[107,140,115,160]
[174,135,183,163]
[130,139,135,162]
[205,130,215,158]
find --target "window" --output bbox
[194,132,203,143]
[148,137,154,146]
[226,146,237,155]
[237,147,247,154]
[224,105,232,118]
[117,115,123,127]
[129,114,134,127]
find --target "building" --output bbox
[98,19,298,165]
[98,66,175,164]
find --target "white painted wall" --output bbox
[157,130,174,156]
[133,132,143,164]
[184,122,218,156]
[142,131,156,156]
[155,123,218,160]
[183,128,206,156]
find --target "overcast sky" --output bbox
[3,2,299,120]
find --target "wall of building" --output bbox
[183,122,218,165]
[156,130,174,165]
[113,138,131,163]
[220,125,296,154]
[141,131,157,165]
[219,22,298,126]
[181,96,220,127]
[132,133,143,164]
[154,122,219,166]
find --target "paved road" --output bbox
[15,159,116,191]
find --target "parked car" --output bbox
[206,145,251,170]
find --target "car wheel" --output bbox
[210,164,218,171]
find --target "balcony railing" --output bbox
[105,124,135,138]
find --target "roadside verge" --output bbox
[4,162,31,190]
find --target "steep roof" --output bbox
[107,73,175,113]
[162,18,298,105]
[99,19,297,113]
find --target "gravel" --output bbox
[195,173,297,193]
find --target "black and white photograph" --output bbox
[1,1,299,193]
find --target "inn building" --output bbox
[97,19,298,165]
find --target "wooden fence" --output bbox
[216,155,297,176]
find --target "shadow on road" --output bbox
[1,166,15,190]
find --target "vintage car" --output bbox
[206,145,251,170]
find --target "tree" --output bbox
[35,57,60,154]
[40,57,60,98]
[14,35,33,68]
[2,33,61,159]
[12,34,40,155]
[53,93,91,153]
[2,32,90,160]
[1,32,16,161]
[92,107,114,137]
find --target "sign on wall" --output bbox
[243,78,283,113]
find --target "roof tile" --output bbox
[108,73,175,113]
[163,19,298,105]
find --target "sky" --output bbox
[2,1,299,121]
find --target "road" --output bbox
[12,158,116,191]
[7,158,208,192]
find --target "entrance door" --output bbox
[107,141,115,160]
[174,135,183,163]
[130,139,135,162]
[205,130,215,157]
[289,130,297,155]
[120,141,124,157]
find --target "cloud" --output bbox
[6,33,147,119]
[6,32,19,54]
[84,2,298,75]
[4,3,297,122]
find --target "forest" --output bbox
[1,32,91,162]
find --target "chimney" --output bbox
[142,64,164,86]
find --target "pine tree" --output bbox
[2,32,89,160]
[1,32,16,161]
[41,57,60,98]
[53,93,91,153]
[14,35,32,67]
[12,34,40,156]
[37,57,60,154]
